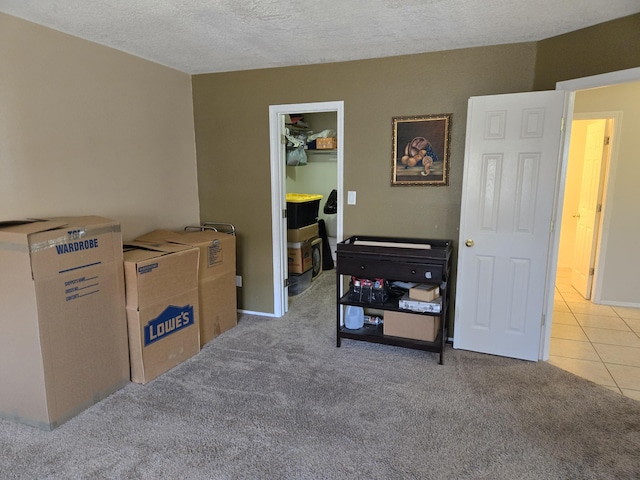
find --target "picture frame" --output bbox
[391,113,452,186]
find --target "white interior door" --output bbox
[570,119,607,299]
[454,91,567,361]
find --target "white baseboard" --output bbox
[237,309,278,318]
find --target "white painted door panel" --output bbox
[454,91,566,361]
[571,120,606,299]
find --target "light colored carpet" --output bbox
[1,272,639,479]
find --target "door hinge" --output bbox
[280,134,287,145]
[282,209,287,219]
[604,136,611,146]
[284,278,289,287]
[560,117,565,132]
[550,219,554,233]
[589,267,595,276]
[541,313,546,326]
[596,204,602,213]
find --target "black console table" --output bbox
[336,236,453,364]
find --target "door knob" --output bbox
[572,213,580,218]
[465,239,474,247]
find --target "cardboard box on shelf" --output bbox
[287,239,313,274]
[409,284,440,302]
[135,229,237,346]
[383,311,440,342]
[287,223,319,243]
[316,137,337,149]
[0,216,130,430]
[123,241,200,384]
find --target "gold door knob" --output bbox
[465,239,474,247]
[572,213,580,218]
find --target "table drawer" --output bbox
[338,255,444,283]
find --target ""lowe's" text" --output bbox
[144,305,194,346]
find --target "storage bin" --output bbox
[289,269,313,296]
[286,193,323,229]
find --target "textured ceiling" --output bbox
[1,0,639,74]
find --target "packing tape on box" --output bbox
[28,225,121,253]
[0,241,30,253]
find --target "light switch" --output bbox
[347,191,356,205]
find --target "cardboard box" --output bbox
[0,216,130,430]
[383,311,440,342]
[123,241,201,384]
[135,229,237,346]
[287,223,319,243]
[287,240,313,274]
[409,284,440,302]
[316,137,337,149]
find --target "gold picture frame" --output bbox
[391,113,452,186]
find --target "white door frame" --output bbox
[540,67,640,359]
[268,101,344,317]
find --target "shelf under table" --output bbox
[338,325,446,363]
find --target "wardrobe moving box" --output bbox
[0,216,130,430]
[287,223,319,243]
[123,242,200,384]
[287,240,313,274]
[383,311,440,342]
[135,229,237,346]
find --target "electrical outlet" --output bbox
[236,275,242,287]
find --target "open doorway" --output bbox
[540,67,640,360]
[541,70,640,397]
[557,115,614,302]
[268,101,344,317]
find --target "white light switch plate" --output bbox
[347,191,356,205]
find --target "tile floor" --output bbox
[550,268,640,401]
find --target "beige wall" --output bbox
[534,14,640,90]
[193,44,538,313]
[573,82,640,304]
[0,14,200,240]
[4,10,638,315]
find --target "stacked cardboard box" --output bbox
[123,241,201,384]
[287,222,320,294]
[0,216,130,430]
[135,229,237,347]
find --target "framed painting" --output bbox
[391,113,452,186]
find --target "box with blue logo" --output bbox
[135,229,237,347]
[123,241,201,384]
[0,216,130,430]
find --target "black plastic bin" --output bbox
[286,193,322,229]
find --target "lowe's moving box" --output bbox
[136,229,237,346]
[123,242,200,384]
[0,216,130,430]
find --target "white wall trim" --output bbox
[268,101,344,317]
[556,67,640,92]
[237,309,278,318]
[540,67,640,360]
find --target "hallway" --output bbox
[550,268,640,400]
